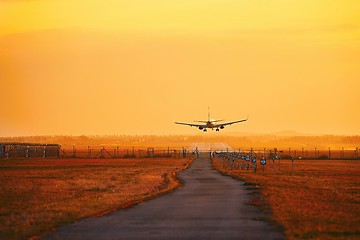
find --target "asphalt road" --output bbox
[44,156,284,240]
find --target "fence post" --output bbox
[302,148,304,159]
[288,148,290,158]
[329,148,331,159]
[263,148,266,158]
[73,145,76,158]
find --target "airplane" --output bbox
[175,109,248,132]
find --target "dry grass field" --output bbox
[213,158,360,239]
[0,157,193,240]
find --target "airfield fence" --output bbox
[0,143,60,158]
[214,147,359,174]
[1,143,359,160]
[58,146,189,159]
[229,147,360,160]
[0,144,190,159]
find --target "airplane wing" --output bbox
[174,122,206,128]
[214,118,247,128]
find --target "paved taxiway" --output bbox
[45,156,284,240]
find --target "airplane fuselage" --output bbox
[206,121,216,128]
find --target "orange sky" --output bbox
[1,0,359,136]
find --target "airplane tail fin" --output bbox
[208,107,210,122]
[207,107,224,122]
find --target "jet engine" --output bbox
[220,125,224,129]
[199,127,203,130]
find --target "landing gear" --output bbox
[216,128,220,132]
[203,129,207,132]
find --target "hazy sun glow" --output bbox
[1,0,359,136]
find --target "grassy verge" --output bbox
[212,158,360,239]
[0,157,193,240]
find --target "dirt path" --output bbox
[44,156,284,240]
